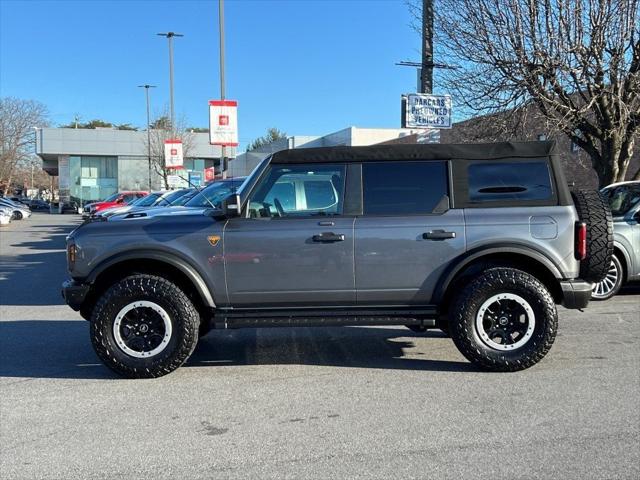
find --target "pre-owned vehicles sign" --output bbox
[405,94,452,129]
[209,100,238,147]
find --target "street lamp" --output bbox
[138,84,157,190]
[156,32,183,131]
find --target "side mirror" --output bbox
[221,193,241,218]
[116,198,124,204]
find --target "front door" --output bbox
[355,160,466,305]
[224,163,355,307]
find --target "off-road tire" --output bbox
[450,268,557,372]
[571,189,614,283]
[90,274,200,378]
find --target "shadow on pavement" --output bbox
[0,320,472,379]
[0,221,78,306]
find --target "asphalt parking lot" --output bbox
[1,213,639,480]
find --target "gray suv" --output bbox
[62,142,613,378]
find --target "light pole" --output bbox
[138,84,157,190]
[218,0,227,178]
[157,32,183,131]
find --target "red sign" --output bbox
[204,167,216,182]
[209,100,238,147]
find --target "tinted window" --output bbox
[468,162,553,202]
[362,161,448,215]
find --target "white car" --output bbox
[0,198,31,220]
[0,206,12,225]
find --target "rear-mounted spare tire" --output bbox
[571,189,613,283]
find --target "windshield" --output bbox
[170,190,196,206]
[602,184,640,216]
[185,180,244,208]
[132,193,161,207]
[156,189,189,206]
[103,193,120,202]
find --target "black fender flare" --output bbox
[86,250,216,308]
[433,244,563,304]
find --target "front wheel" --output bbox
[591,254,624,300]
[90,274,200,378]
[449,268,557,372]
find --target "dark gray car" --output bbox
[62,142,613,378]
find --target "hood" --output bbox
[99,205,134,217]
[108,206,207,221]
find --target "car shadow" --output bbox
[0,320,473,380]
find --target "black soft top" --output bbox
[269,141,556,164]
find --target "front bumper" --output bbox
[560,280,592,309]
[61,279,90,311]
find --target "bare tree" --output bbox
[420,0,639,187]
[144,112,195,189]
[0,97,49,194]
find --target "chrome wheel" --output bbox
[475,293,535,351]
[112,301,172,358]
[591,256,622,300]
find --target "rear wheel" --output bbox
[450,268,557,371]
[591,254,624,300]
[90,274,200,378]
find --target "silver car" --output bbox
[592,181,640,300]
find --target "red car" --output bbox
[82,191,148,217]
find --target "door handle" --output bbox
[312,232,345,243]
[423,230,456,240]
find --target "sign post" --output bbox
[404,93,452,129]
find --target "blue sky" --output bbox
[0,0,432,149]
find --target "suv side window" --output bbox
[467,161,553,203]
[362,161,448,215]
[247,164,346,218]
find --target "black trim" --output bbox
[61,279,90,311]
[560,280,592,309]
[214,306,438,329]
[344,163,363,216]
[85,250,216,307]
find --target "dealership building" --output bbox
[35,127,232,207]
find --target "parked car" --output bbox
[62,142,613,378]
[591,181,640,300]
[28,199,50,210]
[96,189,187,219]
[0,198,31,220]
[82,191,148,217]
[0,206,12,225]
[107,180,245,221]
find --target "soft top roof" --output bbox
[269,141,556,164]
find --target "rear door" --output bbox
[224,163,355,307]
[354,160,466,305]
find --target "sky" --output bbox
[0,0,430,150]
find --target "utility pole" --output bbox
[157,32,183,131]
[421,0,434,94]
[138,84,157,190]
[218,0,227,179]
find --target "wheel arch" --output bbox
[82,251,216,318]
[435,246,564,310]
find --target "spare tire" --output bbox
[571,190,614,283]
